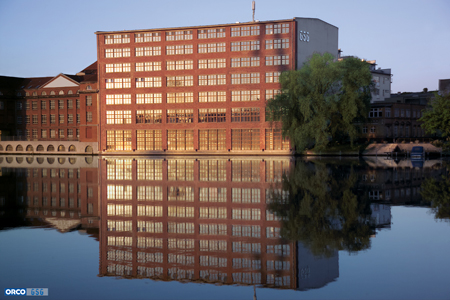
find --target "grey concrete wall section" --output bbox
[0,155,98,168]
[295,18,339,69]
[297,241,339,290]
[0,141,98,155]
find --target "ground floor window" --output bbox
[231,129,260,150]
[137,130,162,150]
[167,130,194,150]
[265,129,289,150]
[107,130,132,151]
[199,129,226,150]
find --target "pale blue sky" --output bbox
[0,0,449,92]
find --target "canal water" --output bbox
[1,156,449,300]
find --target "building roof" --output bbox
[95,17,331,35]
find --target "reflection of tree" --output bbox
[420,169,450,222]
[268,160,375,256]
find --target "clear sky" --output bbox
[0,0,449,93]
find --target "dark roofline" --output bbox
[95,17,304,35]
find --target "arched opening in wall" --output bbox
[69,158,77,164]
[37,145,44,151]
[6,157,13,163]
[68,145,76,152]
[47,145,55,152]
[26,145,33,152]
[58,145,65,152]
[47,158,55,164]
[16,145,23,151]
[85,145,93,153]
[37,157,44,164]
[58,158,66,164]
[85,157,93,164]
[26,157,34,164]
[6,145,13,151]
[16,157,23,164]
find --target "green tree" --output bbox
[419,93,450,149]
[267,159,375,256]
[266,53,372,152]
[420,163,450,222]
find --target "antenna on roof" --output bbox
[252,1,256,22]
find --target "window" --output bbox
[369,108,382,118]
[199,130,226,150]
[265,23,289,34]
[265,55,289,66]
[41,115,47,124]
[231,73,260,84]
[198,91,226,102]
[385,108,391,117]
[105,34,130,44]
[67,129,73,138]
[265,129,289,150]
[198,109,226,123]
[106,131,132,151]
[265,39,289,49]
[76,99,80,109]
[231,90,260,102]
[135,93,162,104]
[166,109,194,123]
[232,108,260,122]
[231,41,260,51]
[135,46,162,56]
[77,114,80,123]
[41,130,47,139]
[59,114,64,124]
[32,129,38,139]
[25,115,30,124]
[231,25,260,36]
[58,100,64,109]
[105,48,131,58]
[105,78,131,89]
[198,74,226,86]
[106,63,131,73]
[135,77,162,88]
[166,44,193,55]
[50,114,56,124]
[135,110,162,124]
[32,115,38,124]
[198,58,226,69]
[198,28,226,39]
[166,30,193,41]
[166,76,193,87]
[106,110,132,124]
[135,32,161,42]
[86,112,93,122]
[370,126,376,133]
[50,129,56,138]
[231,57,260,68]
[198,43,226,53]
[59,129,65,138]
[68,114,73,124]
[136,130,163,150]
[265,72,281,83]
[231,130,260,150]
[31,101,37,110]
[167,92,194,103]
[106,94,132,105]
[167,131,194,151]
[265,89,281,101]
[85,96,92,107]
[166,60,193,70]
[362,127,368,134]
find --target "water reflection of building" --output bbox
[99,157,305,289]
[0,155,100,236]
[360,158,446,206]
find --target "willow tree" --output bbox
[419,93,450,150]
[266,53,372,152]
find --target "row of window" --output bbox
[369,107,424,118]
[105,71,286,89]
[362,125,426,137]
[106,108,261,124]
[17,128,80,139]
[17,112,93,125]
[106,90,280,105]
[17,97,92,111]
[106,57,273,73]
[105,129,289,151]
[104,24,290,44]
[105,43,290,57]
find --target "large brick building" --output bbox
[95,18,338,155]
[0,63,99,154]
